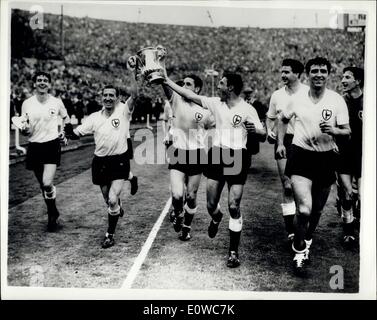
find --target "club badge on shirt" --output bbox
[322,109,332,121]
[358,110,363,120]
[112,119,120,128]
[49,108,57,116]
[195,112,203,122]
[232,114,242,127]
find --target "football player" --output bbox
[20,71,73,232]
[163,71,266,268]
[70,81,137,248]
[266,59,308,241]
[336,67,364,245]
[276,57,350,274]
[161,74,214,241]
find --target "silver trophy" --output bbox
[128,45,167,84]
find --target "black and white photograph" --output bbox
[1,0,375,301]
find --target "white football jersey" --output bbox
[170,92,213,150]
[75,99,132,156]
[21,94,68,143]
[283,88,349,152]
[267,83,309,135]
[200,96,263,150]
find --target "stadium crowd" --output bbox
[10,9,365,123]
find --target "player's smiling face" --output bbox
[102,88,117,109]
[341,70,358,93]
[281,66,297,85]
[308,64,329,89]
[35,75,50,94]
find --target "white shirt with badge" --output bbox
[267,83,309,135]
[21,94,68,143]
[75,99,132,157]
[200,96,264,150]
[283,88,349,152]
[170,93,213,150]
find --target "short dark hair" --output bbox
[185,74,203,93]
[305,57,332,74]
[282,59,304,77]
[343,66,364,88]
[32,71,51,83]
[175,80,184,87]
[102,85,119,97]
[223,73,243,96]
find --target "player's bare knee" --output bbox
[171,190,184,202]
[229,203,241,219]
[107,196,118,209]
[42,182,53,192]
[297,204,311,217]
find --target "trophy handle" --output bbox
[127,55,143,81]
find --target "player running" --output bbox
[19,71,73,232]
[161,74,214,241]
[163,71,266,267]
[70,82,137,248]
[336,67,364,245]
[276,57,350,275]
[266,59,308,242]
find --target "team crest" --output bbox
[49,108,56,116]
[358,110,363,120]
[232,114,242,126]
[195,112,203,122]
[112,119,120,128]
[322,109,332,121]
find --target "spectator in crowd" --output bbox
[11,9,364,106]
[61,92,75,118]
[86,93,102,115]
[153,96,164,121]
[74,94,85,125]
[243,87,268,123]
[243,87,267,159]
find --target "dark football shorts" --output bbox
[92,151,130,185]
[336,143,362,178]
[285,145,337,187]
[167,147,205,176]
[274,134,294,160]
[203,146,250,186]
[26,138,61,170]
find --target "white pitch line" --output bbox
[121,196,172,289]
